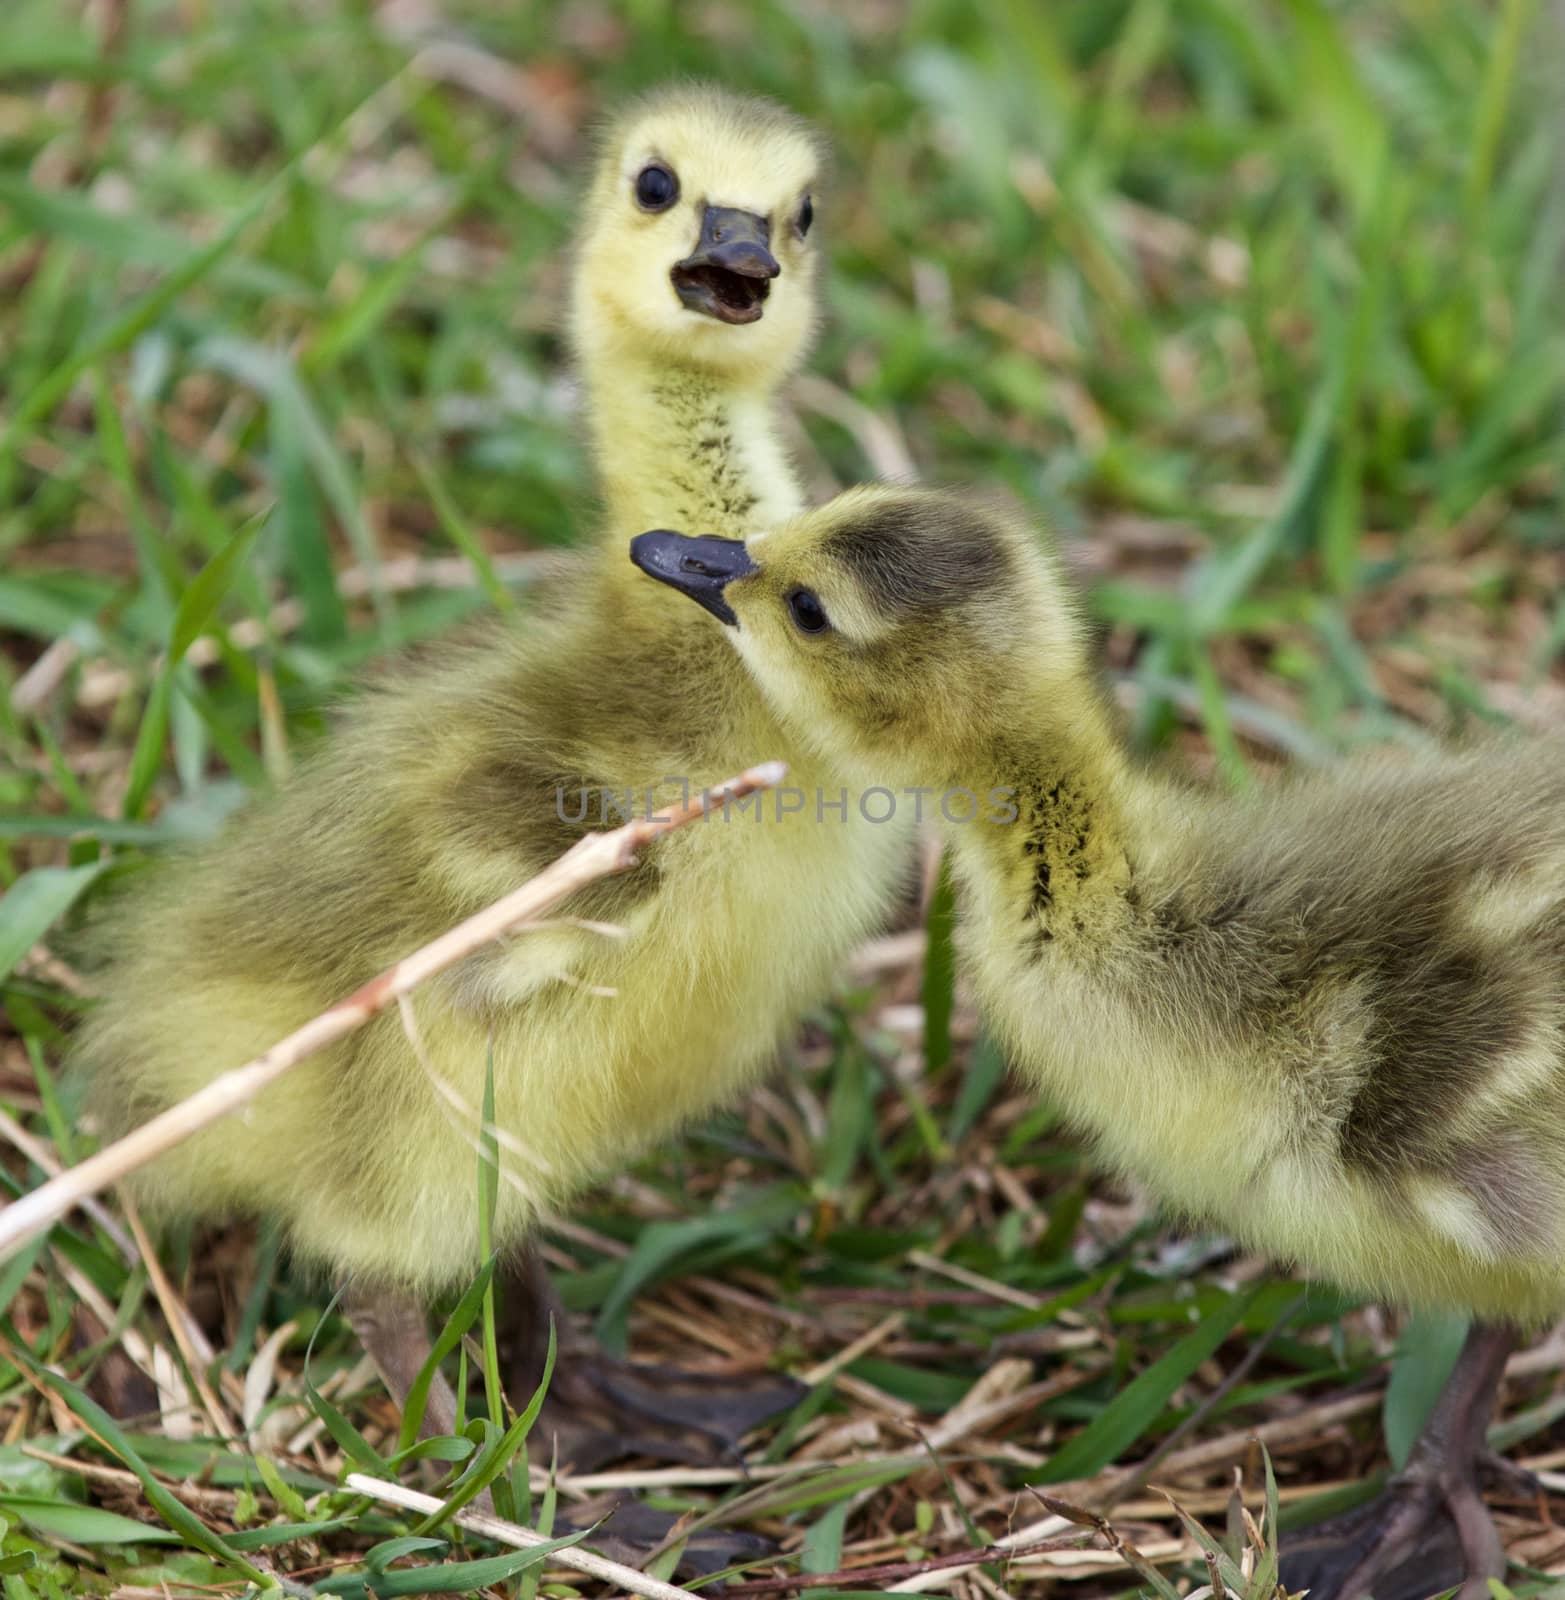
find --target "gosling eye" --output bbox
[634,164,679,213]
[797,194,814,237]
[786,587,830,634]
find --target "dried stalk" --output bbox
[0,1106,132,1257]
[722,1531,1092,1595]
[120,1197,238,1441]
[343,1473,703,1600]
[1098,1290,1308,1512]
[0,761,784,1261]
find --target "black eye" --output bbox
[797,194,814,236]
[786,587,829,634]
[634,164,679,212]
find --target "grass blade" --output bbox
[0,178,284,473]
[1383,1310,1468,1470]
[0,862,105,981]
[5,1332,270,1586]
[1029,1286,1262,1483]
[397,1257,498,1455]
[121,510,267,819]
[1466,0,1542,222]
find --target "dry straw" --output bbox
[344,1474,705,1600]
[0,761,786,1261]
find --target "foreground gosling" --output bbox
[73,88,908,1476]
[632,487,1565,1600]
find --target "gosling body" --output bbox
[635,486,1565,1597]
[646,485,1565,1320]
[74,90,910,1304]
[959,740,1565,1323]
[80,578,902,1289]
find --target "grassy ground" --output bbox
[2,0,1564,1594]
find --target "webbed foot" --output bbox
[1278,1471,1499,1600]
[556,1495,775,1581]
[502,1248,804,1473]
[547,1353,805,1471]
[1279,1319,1516,1600]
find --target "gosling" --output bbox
[72,87,908,1475]
[632,486,1565,1600]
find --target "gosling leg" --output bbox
[343,1282,460,1440]
[1279,1319,1516,1600]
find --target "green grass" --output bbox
[2,0,1564,1595]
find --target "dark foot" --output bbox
[502,1249,804,1473]
[523,1346,804,1473]
[1477,1445,1543,1505]
[555,1495,774,1581]
[1279,1318,1517,1600]
[1279,1471,1501,1600]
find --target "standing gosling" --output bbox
[632,487,1565,1600]
[72,87,908,1471]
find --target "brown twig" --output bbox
[1026,1490,1174,1590]
[0,761,785,1261]
[722,1531,1094,1596]
[21,1444,239,1515]
[119,1197,238,1441]
[1205,1548,1229,1596]
[791,374,919,482]
[0,1107,132,1257]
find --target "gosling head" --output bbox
[571,83,824,383]
[629,486,1091,785]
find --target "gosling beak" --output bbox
[629,529,758,626]
[670,206,779,326]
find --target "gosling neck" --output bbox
[942,692,1137,954]
[577,337,802,541]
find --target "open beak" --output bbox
[629,530,757,626]
[670,206,779,326]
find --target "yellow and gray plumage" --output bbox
[634,484,1565,1598]
[72,89,909,1424]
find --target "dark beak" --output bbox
[670,206,780,326]
[629,530,758,626]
